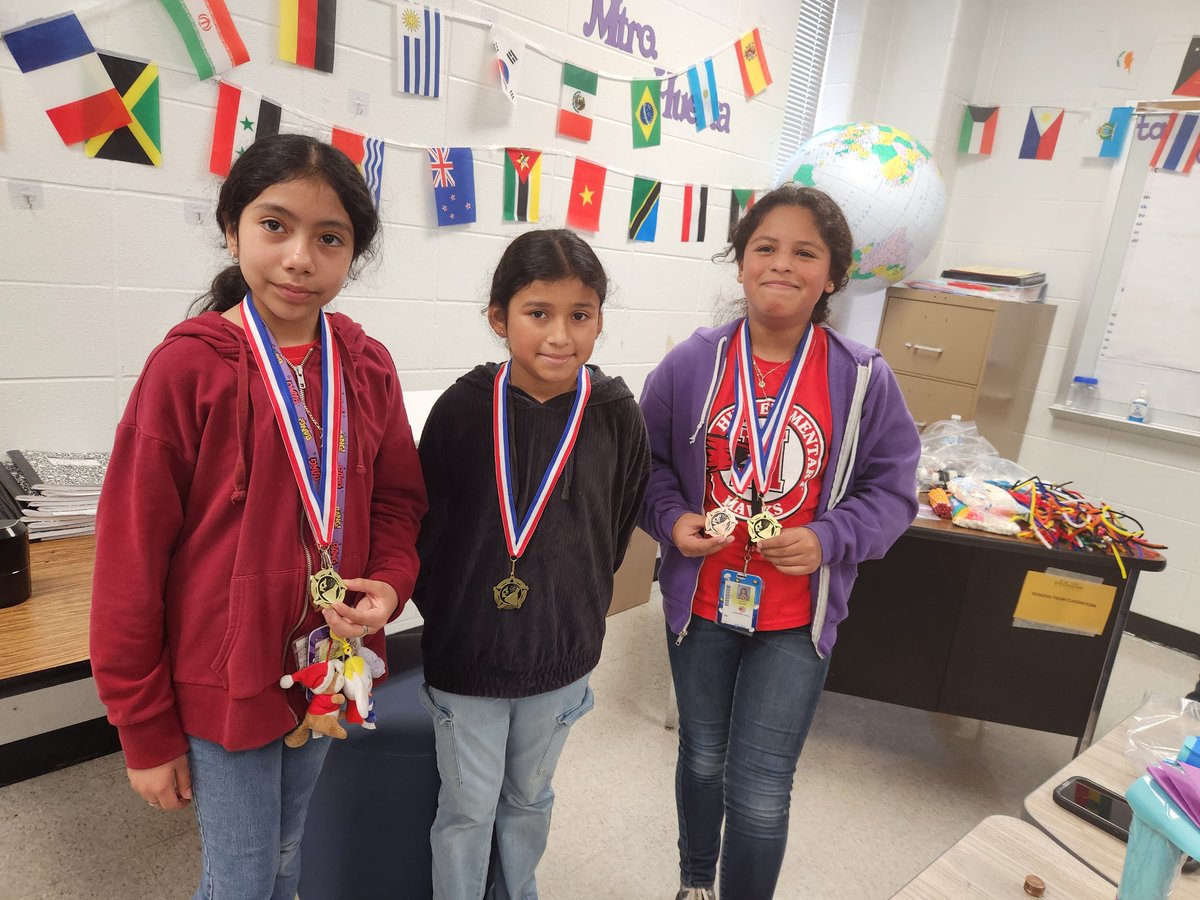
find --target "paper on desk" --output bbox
[1012,570,1116,636]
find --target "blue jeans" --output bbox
[667,617,830,900]
[420,675,594,900]
[187,733,330,900]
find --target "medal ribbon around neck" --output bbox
[727,318,814,495]
[240,294,348,557]
[492,360,592,561]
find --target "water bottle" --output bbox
[1128,384,1150,423]
[1065,376,1099,412]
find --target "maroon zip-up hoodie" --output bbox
[90,310,427,769]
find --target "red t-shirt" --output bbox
[693,327,832,630]
[279,340,319,366]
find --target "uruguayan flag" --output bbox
[396,4,441,98]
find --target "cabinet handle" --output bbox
[914,420,927,428]
[904,341,944,355]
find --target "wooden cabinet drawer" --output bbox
[894,373,977,431]
[878,297,993,385]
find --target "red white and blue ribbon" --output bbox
[727,318,814,495]
[240,295,348,559]
[492,360,591,560]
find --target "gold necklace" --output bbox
[276,346,323,444]
[752,358,789,389]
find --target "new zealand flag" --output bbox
[428,147,476,226]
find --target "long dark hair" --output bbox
[192,134,380,315]
[720,184,854,325]
[487,229,609,318]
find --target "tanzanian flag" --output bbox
[630,78,660,148]
[85,53,161,165]
[503,148,541,222]
[279,0,336,73]
[629,176,660,242]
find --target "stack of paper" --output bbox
[3,450,108,540]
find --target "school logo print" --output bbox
[705,397,827,521]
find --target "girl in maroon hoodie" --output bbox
[90,134,427,899]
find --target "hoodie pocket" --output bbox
[211,569,302,700]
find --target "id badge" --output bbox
[717,570,763,633]
[291,626,361,670]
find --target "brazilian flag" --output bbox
[630,79,661,149]
[86,53,161,166]
[629,177,661,242]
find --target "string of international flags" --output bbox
[0,1,779,243]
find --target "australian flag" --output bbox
[429,147,476,226]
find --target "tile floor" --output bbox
[1,594,1197,900]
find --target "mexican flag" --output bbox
[557,63,597,142]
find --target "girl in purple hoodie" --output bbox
[639,185,920,900]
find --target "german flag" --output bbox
[85,53,161,166]
[279,0,336,73]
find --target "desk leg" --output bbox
[1075,570,1141,757]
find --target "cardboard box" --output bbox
[608,527,657,617]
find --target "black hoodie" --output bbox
[413,362,650,697]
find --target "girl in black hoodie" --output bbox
[412,230,650,899]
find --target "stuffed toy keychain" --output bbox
[279,633,384,747]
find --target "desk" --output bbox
[825,516,1165,754]
[892,815,1114,898]
[0,534,96,696]
[1024,714,1200,896]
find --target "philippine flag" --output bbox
[3,13,131,146]
[1018,106,1064,160]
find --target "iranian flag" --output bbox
[557,63,597,142]
[157,0,250,80]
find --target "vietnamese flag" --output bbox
[567,158,606,232]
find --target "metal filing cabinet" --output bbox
[875,287,1056,460]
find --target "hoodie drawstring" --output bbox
[689,335,728,444]
[231,340,249,504]
[333,327,366,476]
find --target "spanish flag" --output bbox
[735,27,772,98]
[279,0,337,73]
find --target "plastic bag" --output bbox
[1124,692,1200,776]
[916,418,1032,489]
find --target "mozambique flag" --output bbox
[279,0,337,73]
[735,28,772,97]
[85,53,161,165]
[631,79,660,148]
[503,148,541,222]
[629,177,660,242]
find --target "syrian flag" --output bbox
[209,81,281,176]
[681,184,707,242]
[2,13,131,146]
[557,63,597,142]
[156,0,250,80]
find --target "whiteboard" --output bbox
[1074,111,1200,429]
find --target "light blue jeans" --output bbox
[420,675,594,900]
[187,733,330,900]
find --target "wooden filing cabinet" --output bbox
[875,287,1056,460]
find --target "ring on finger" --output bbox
[361,623,369,637]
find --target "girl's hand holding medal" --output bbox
[321,577,399,640]
[756,526,823,576]
[671,511,735,558]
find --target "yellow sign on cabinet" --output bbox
[1012,571,1116,636]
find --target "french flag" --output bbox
[3,13,130,146]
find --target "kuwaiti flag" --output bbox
[1018,106,1064,160]
[396,4,441,98]
[490,24,523,105]
[681,184,708,242]
[279,0,337,73]
[2,14,130,146]
[1149,112,1200,172]
[330,126,384,207]
[209,81,281,176]
[958,104,997,154]
[503,148,541,223]
[687,58,719,132]
[557,63,598,142]
[156,0,250,81]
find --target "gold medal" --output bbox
[704,507,738,539]
[747,512,782,543]
[309,568,347,608]
[494,557,529,610]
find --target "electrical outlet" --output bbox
[8,181,44,210]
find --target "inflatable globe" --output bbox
[778,122,946,296]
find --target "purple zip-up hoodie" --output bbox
[639,319,920,657]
